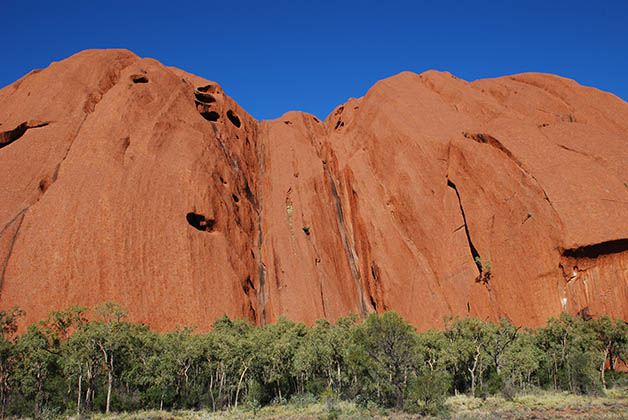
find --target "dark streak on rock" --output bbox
[0,208,27,298]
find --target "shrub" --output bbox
[406,370,451,416]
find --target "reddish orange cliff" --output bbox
[1,50,627,331]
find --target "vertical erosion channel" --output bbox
[256,125,267,325]
[324,163,368,316]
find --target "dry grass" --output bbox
[47,388,628,420]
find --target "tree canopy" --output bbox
[0,304,626,417]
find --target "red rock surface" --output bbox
[1,50,627,331]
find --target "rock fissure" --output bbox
[0,207,28,238]
[463,133,524,168]
[241,276,257,322]
[463,132,560,217]
[556,143,602,162]
[447,179,483,275]
[0,121,50,150]
[319,287,327,318]
[0,208,27,298]
[52,113,89,182]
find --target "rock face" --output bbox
[1,50,627,331]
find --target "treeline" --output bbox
[0,303,627,417]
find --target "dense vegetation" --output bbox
[0,303,626,418]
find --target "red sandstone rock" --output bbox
[1,50,627,331]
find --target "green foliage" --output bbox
[406,369,450,415]
[0,303,626,416]
[351,312,418,408]
[474,256,492,272]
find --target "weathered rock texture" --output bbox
[1,50,627,331]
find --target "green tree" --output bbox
[209,315,255,409]
[0,307,23,418]
[13,325,58,416]
[482,318,518,376]
[444,316,493,396]
[293,318,352,397]
[352,312,418,408]
[416,328,447,373]
[536,313,601,394]
[590,316,628,390]
[501,327,541,391]
[93,301,131,413]
[252,316,305,403]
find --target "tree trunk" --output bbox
[234,364,248,409]
[395,385,404,410]
[469,345,481,397]
[105,351,114,414]
[601,345,610,391]
[85,383,91,411]
[77,374,82,415]
[553,357,558,390]
[106,368,113,413]
[209,372,216,411]
[217,370,225,407]
[337,362,342,394]
[1,386,6,420]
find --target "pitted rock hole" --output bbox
[186,212,216,232]
[200,110,220,122]
[131,74,149,83]
[197,84,220,94]
[227,110,241,128]
[194,92,216,104]
[39,179,49,193]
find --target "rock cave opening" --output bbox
[227,110,241,128]
[562,239,628,259]
[131,74,149,83]
[194,92,216,104]
[186,212,216,232]
[197,84,216,93]
[200,110,220,122]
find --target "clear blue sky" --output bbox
[2,0,627,121]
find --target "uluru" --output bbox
[1,49,627,332]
